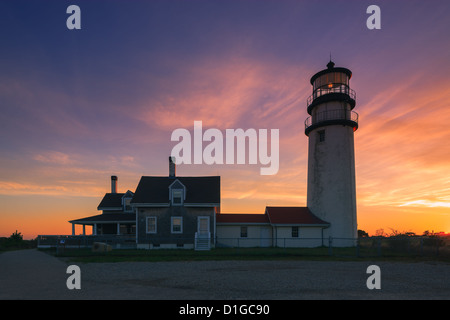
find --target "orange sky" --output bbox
[1,0,449,239]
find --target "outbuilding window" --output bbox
[240,226,248,238]
[292,226,299,238]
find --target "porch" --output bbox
[68,213,136,236]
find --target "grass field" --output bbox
[42,245,450,263]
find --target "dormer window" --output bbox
[169,179,186,206]
[172,189,183,206]
[121,190,134,213]
[124,198,133,212]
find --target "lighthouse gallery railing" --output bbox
[307,85,356,107]
[305,109,359,130]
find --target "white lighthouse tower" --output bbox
[305,61,358,247]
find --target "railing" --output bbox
[37,234,136,248]
[305,109,359,130]
[36,235,449,258]
[195,232,211,250]
[216,236,449,258]
[307,85,356,107]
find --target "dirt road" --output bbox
[1,249,449,300]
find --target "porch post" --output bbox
[93,224,97,235]
[72,223,75,236]
[117,223,120,235]
[82,225,86,236]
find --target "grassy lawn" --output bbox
[40,246,450,263]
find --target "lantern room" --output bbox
[307,61,356,115]
[305,61,358,136]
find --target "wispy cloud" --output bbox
[355,78,450,214]
[0,180,102,197]
[33,151,74,165]
[134,58,309,131]
[398,200,450,209]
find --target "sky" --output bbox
[1,0,450,239]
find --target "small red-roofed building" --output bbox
[216,207,329,248]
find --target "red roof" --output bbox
[266,207,329,225]
[216,207,329,226]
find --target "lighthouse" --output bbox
[305,61,358,247]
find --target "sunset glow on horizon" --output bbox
[1,0,450,239]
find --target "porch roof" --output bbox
[69,213,136,225]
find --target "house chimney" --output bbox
[169,156,176,177]
[111,176,118,193]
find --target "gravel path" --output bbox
[1,249,449,300]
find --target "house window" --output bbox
[318,130,325,142]
[171,217,183,233]
[292,226,299,238]
[124,198,132,212]
[172,189,183,206]
[240,226,248,238]
[147,217,157,234]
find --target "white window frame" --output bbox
[123,197,133,212]
[171,216,183,234]
[146,216,157,234]
[171,189,183,206]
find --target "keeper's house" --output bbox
[132,174,220,250]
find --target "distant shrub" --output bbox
[0,231,36,251]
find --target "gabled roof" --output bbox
[216,213,270,225]
[97,190,134,210]
[123,190,134,198]
[169,179,185,190]
[131,176,220,205]
[97,193,125,210]
[266,207,329,226]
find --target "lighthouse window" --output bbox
[318,130,325,142]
